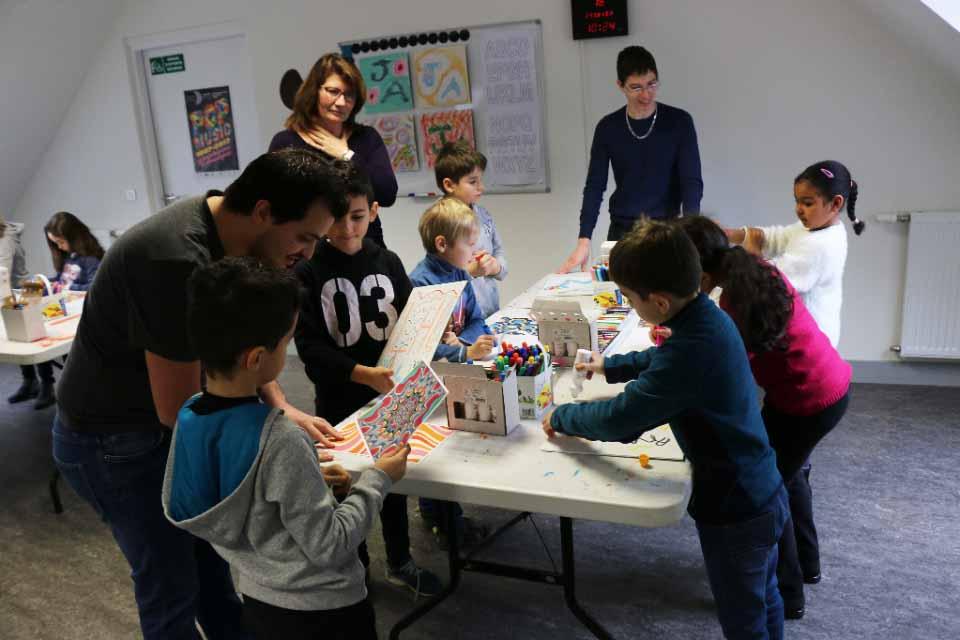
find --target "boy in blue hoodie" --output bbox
[542,220,788,640]
[408,197,494,546]
[162,258,410,640]
[409,197,495,363]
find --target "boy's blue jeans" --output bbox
[696,485,789,640]
[52,415,250,640]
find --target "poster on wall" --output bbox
[419,109,475,168]
[360,113,420,172]
[476,28,545,185]
[184,85,239,173]
[358,52,414,114]
[413,45,471,108]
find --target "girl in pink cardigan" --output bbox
[675,216,851,622]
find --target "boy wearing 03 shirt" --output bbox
[295,164,442,598]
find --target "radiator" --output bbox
[898,211,960,359]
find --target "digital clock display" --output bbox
[571,0,628,40]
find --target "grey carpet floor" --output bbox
[1,360,957,639]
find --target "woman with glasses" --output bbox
[559,46,703,272]
[270,54,397,248]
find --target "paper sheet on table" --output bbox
[538,272,594,297]
[541,424,685,461]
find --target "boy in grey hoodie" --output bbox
[162,258,410,640]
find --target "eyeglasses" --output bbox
[624,80,660,94]
[321,85,357,103]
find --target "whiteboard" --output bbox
[339,20,550,195]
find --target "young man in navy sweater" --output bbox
[543,220,788,640]
[560,45,703,271]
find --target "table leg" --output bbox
[560,517,614,640]
[389,502,462,639]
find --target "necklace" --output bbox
[625,104,658,140]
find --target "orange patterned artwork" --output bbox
[419,109,475,168]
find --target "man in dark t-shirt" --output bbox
[52,150,351,639]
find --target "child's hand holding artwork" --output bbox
[352,365,396,395]
[375,444,411,482]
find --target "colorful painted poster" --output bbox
[358,361,447,459]
[413,45,471,108]
[361,114,419,172]
[325,421,371,457]
[407,423,455,464]
[323,421,454,464]
[358,52,413,114]
[418,110,475,168]
[377,281,466,378]
[184,86,239,172]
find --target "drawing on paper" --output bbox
[324,421,372,457]
[358,52,413,114]
[377,282,466,378]
[412,45,470,108]
[419,110,475,168]
[408,423,455,464]
[541,424,685,461]
[539,272,594,297]
[360,113,419,172]
[358,361,447,458]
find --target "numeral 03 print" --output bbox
[320,275,398,348]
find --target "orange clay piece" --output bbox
[638,454,651,468]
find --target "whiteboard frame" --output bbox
[338,19,551,196]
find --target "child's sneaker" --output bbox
[385,559,443,598]
[432,516,489,551]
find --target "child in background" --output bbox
[409,198,495,363]
[434,141,508,318]
[725,160,862,593]
[726,160,864,347]
[0,214,49,408]
[543,220,787,640]
[163,257,410,640]
[677,215,851,620]
[294,164,442,597]
[409,197,493,547]
[45,211,105,293]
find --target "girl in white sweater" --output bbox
[726,160,864,347]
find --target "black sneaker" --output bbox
[432,517,489,551]
[8,378,38,404]
[34,382,55,410]
[385,559,443,598]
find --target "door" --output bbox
[141,34,261,206]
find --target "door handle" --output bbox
[162,193,180,203]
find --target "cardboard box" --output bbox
[1,301,47,342]
[516,364,553,420]
[432,362,522,436]
[531,298,598,367]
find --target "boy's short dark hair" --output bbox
[609,219,701,299]
[339,161,376,206]
[222,149,351,223]
[616,46,658,83]
[434,141,487,192]
[187,257,302,378]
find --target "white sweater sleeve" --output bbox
[759,223,798,259]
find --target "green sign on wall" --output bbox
[150,54,185,75]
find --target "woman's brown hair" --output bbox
[284,54,366,132]
[45,211,105,274]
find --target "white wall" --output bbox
[10,0,960,364]
[0,0,124,213]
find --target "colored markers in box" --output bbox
[494,341,548,378]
